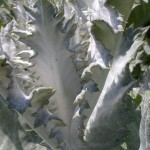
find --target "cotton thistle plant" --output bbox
[0,0,150,150]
